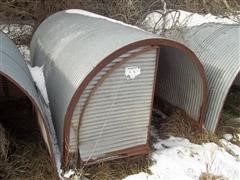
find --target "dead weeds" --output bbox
[0,123,9,162]
[0,99,55,179]
[81,156,151,180]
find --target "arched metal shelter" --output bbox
[0,31,57,173]
[165,23,240,132]
[30,9,208,167]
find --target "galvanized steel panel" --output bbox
[69,48,156,153]
[165,24,240,132]
[78,48,157,160]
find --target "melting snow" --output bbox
[18,45,30,62]
[63,169,75,178]
[0,24,33,35]
[123,136,240,180]
[143,10,239,33]
[28,65,49,104]
[223,133,233,141]
[220,139,240,159]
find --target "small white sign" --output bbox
[125,66,141,80]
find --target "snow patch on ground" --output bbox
[27,65,49,104]
[123,136,240,180]
[0,24,33,40]
[220,139,240,159]
[143,10,239,34]
[18,45,30,62]
[63,169,75,178]
[223,133,233,141]
[0,24,33,35]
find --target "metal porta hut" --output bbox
[30,9,208,167]
[165,23,240,132]
[0,31,56,171]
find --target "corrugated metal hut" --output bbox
[0,31,57,173]
[165,23,240,132]
[30,9,208,167]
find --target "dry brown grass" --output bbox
[80,156,151,180]
[0,100,55,179]
[0,136,55,179]
[152,108,220,145]
[0,123,9,162]
[153,87,240,149]
[199,172,224,180]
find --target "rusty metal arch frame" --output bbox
[0,71,58,176]
[63,38,209,165]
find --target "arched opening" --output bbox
[153,45,206,129]
[0,74,34,136]
[0,74,54,179]
[216,73,240,140]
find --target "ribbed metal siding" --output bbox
[69,47,150,152]
[69,47,157,160]
[165,24,240,132]
[156,46,203,121]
